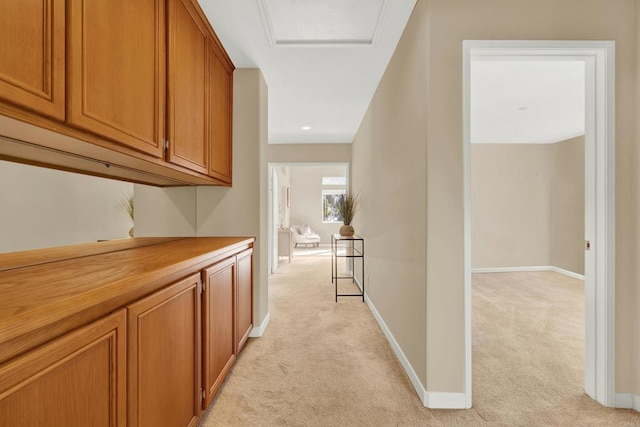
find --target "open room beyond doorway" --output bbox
[267,162,350,275]
[463,41,615,408]
[470,55,589,416]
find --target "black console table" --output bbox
[331,234,365,302]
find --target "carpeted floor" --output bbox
[199,256,640,426]
[292,246,332,257]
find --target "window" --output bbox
[322,176,346,186]
[322,189,346,223]
[322,174,347,223]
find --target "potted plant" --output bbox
[337,192,359,236]
[120,195,134,237]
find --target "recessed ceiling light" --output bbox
[517,106,528,111]
[301,126,312,130]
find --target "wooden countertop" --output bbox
[0,237,254,363]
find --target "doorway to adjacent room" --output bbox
[462,40,615,408]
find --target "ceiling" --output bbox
[471,60,585,144]
[198,0,417,144]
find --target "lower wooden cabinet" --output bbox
[0,309,127,427]
[202,257,236,408]
[0,239,254,426]
[236,249,254,353]
[127,273,202,427]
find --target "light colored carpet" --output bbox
[291,247,332,257]
[199,257,640,426]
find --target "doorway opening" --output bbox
[267,162,350,275]
[462,41,615,408]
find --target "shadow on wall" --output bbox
[133,185,197,236]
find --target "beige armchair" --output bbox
[290,224,321,248]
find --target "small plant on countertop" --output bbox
[120,195,134,237]
[120,195,134,222]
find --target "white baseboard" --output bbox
[424,392,468,409]
[549,266,585,280]
[472,266,585,280]
[249,312,270,337]
[472,266,551,274]
[365,293,427,405]
[365,294,470,408]
[615,393,640,411]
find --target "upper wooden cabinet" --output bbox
[66,0,165,158]
[0,0,65,121]
[167,0,209,174]
[0,0,234,186]
[208,42,233,184]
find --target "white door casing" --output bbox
[270,165,280,273]
[462,40,615,408]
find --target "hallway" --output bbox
[200,256,640,426]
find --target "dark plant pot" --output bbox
[339,224,354,237]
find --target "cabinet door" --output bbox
[236,249,254,353]
[128,274,202,427]
[202,257,236,408]
[167,0,209,174]
[0,0,65,120]
[0,310,126,426]
[208,43,233,184]
[67,0,165,157]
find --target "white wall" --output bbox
[135,68,270,328]
[197,68,269,328]
[550,137,585,275]
[471,138,585,275]
[134,185,196,237]
[471,143,553,269]
[353,0,637,398]
[289,164,348,244]
[0,161,133,253]
[351,0,428,389]
[420,0,636,394]
[268,143,351,163]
